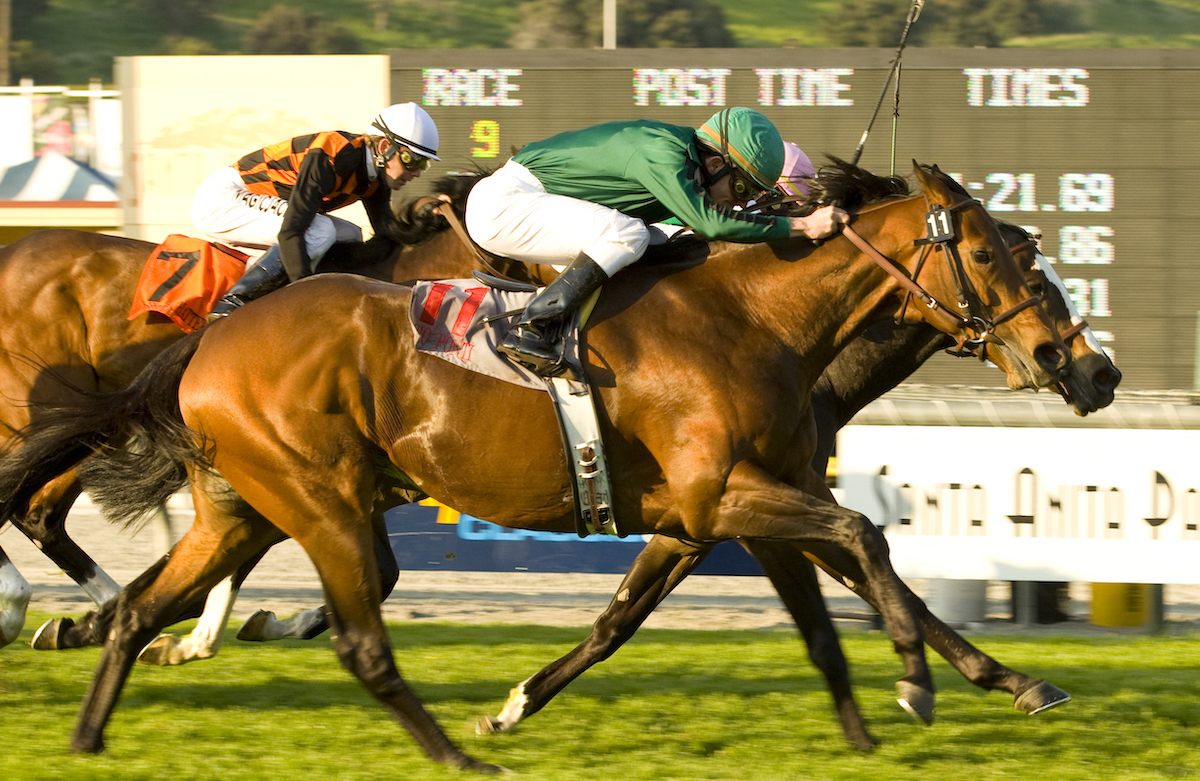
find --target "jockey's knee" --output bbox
[587,220,650,276]
[304,216,344,266]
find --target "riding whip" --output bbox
[850,0,925,170]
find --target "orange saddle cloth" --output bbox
[128,235,250,333]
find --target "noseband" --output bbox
[841,196,1043,360]
[1008,236,1090,347]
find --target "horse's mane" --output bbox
[387,169,493,245]
[995,219,1039,246]
[800,156,912,212]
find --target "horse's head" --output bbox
[903,163,1071,391]
[998,223,1121,414]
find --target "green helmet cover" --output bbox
[696,107,785,192]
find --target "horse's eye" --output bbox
[1027,279,1046,297]
[972,248,993,263]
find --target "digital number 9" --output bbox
[470,120,500,159]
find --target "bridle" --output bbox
[1006,234,1089,346]
[840,195,1044,360]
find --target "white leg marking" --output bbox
[0,558,33,647]
[493,680,532,731]
[270,607,326,640]
[139,576,238,665]
[177,576,238,660]
[79,570,122,607]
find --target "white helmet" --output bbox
[368,102,441,161]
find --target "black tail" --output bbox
[0,329,207,529]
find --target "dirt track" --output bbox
[5,493,1199,636]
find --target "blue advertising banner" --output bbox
[385,501,765,576]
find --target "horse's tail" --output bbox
[0,329,206,530]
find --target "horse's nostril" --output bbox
[1034,343,1069,374]
[1094,366,1122,392]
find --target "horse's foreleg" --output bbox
[0,546,33,647]
[699,464,933,725]
[479,535,714,735]
[13,474,121,605]
[740,538,878,750]
[800,542,1070,714]
[296,519,504,774]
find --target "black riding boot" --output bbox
[207,245,289,321]
[498,252,608,376]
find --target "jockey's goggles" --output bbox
[397,147,431,171]
[730,170,769,203]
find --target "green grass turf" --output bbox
[1,613,1197,780]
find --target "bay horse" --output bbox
[0,181,543,647]
[0,162,1072,770]
[477,221,1121,741]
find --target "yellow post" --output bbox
[1091,583,1147,627]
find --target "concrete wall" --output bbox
[116,55,389,242]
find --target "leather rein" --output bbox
[841,195,1043,360]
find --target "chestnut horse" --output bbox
[0,162,1072,770]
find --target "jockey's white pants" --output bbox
[191,166,361,266]
[465,159,650,278]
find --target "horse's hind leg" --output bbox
[480,535,714,735]
[799,541,1069,714]
[16,473,122,606]
[17,473,126,650]
[136,548,270,666]
[238,513,398,643]
[72,509,281,753]
[741,538,878,750]
[0,545,33,647]
[237,511,397,643]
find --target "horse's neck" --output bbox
[814,322,949,428]
[750,239,911,380]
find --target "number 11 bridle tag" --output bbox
[916,204,956,246]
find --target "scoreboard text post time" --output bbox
[388,49,1200,391]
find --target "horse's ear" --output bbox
[911,160,933,190]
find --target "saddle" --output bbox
[408,278,617,537]
[128,235,249,333]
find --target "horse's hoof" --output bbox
[1014,681,1071,715]
[70,733,105,754]
[476,715,504,735]
[459,757,510,775]
[896,681,935,726]
[31,617,73,650]
[137,634,181,666]
[236,610,276,642]
[848,731,880,752]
